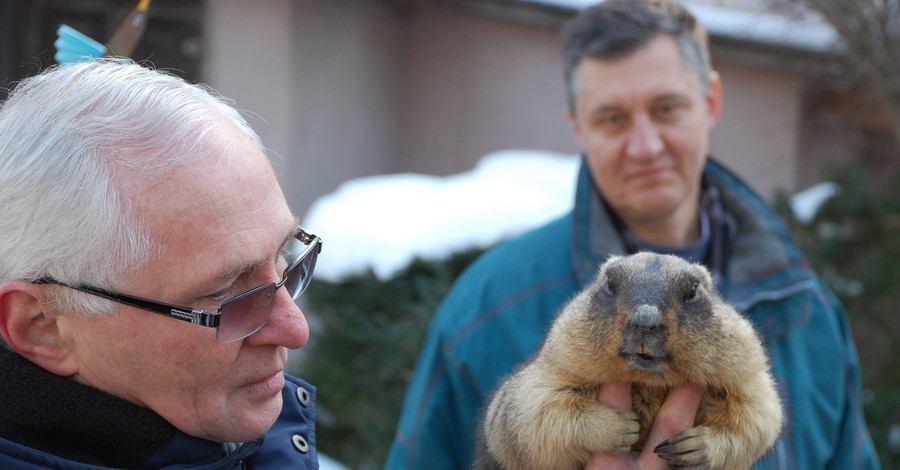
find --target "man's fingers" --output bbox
[637,383,704,468]
[599,382,632,410]
[585,383,636,470]
[585,451,634,470]
[589,383,703,470]
[586,383,633,469]
[651,383,704,438]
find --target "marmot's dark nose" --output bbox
[622,304,669,370]
[626,304,664,330]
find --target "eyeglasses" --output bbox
[34,227,322,343]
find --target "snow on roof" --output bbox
[518,0,840,52]
[302,150,580,282]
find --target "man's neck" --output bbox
[624,203,701,247]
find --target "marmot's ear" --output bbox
[598,254,622,273]
[0,281,78,377]
[695,264,715,290]
[595,255,619,279]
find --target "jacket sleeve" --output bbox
[821,285,881,470]
[383,287,487,470]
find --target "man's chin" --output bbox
[628,197,679,220]
[208,395,284,443]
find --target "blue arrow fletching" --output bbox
[54,24,107,64]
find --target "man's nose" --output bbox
[247,286,310,349]
[626,113,664,160]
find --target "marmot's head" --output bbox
[544,252,740,386]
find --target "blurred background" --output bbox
[1,0,897,468]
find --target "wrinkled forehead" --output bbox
[125,123,282,239]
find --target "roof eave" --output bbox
[515,0,842,54]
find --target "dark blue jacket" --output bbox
[385,158,880,470]
[0,349,318,470]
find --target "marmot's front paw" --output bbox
[653,425,711,469]
[606,409,641,453]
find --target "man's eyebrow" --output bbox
[652,92,691,104]
[217,259,266,282]
[279,221,301,251]
[216,220,300,282]
[588,104,621,116]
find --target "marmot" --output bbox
[474,252,783,470]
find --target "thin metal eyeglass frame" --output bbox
[33,228,322,343]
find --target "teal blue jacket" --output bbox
[385,158,880,470]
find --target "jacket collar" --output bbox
[0,350,227,468]
[702,159,816,310]
[570,157,627,289]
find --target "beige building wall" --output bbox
[399,7,578,175]
[287,0,405,212]
[205,0,404,216]
[710,59,802,198]
[204,0,807,217]
[203,0,295,196]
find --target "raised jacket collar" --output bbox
[0,349,207,468]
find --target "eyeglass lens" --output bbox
[215,236,319,343]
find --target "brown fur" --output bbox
[473,253,783,470]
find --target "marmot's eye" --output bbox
[684,282,699,301]
[604,277,616,295]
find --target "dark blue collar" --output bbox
[0,350,189,468]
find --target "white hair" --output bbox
[0,59,265,316]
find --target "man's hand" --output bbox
[585,382,703,470]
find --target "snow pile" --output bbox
[789,181,840,224]
[302,150,580,282]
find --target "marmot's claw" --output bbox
[654,438,673,453]
[653,427,710,470]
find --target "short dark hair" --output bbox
[561,0,711,113]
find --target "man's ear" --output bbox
[567,110,587,151]
[706,70,724,127]
[0,282,78,377]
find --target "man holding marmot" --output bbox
[386,1,880,469]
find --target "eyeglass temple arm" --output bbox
[297,228,322,251]
[32,278,220,328]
